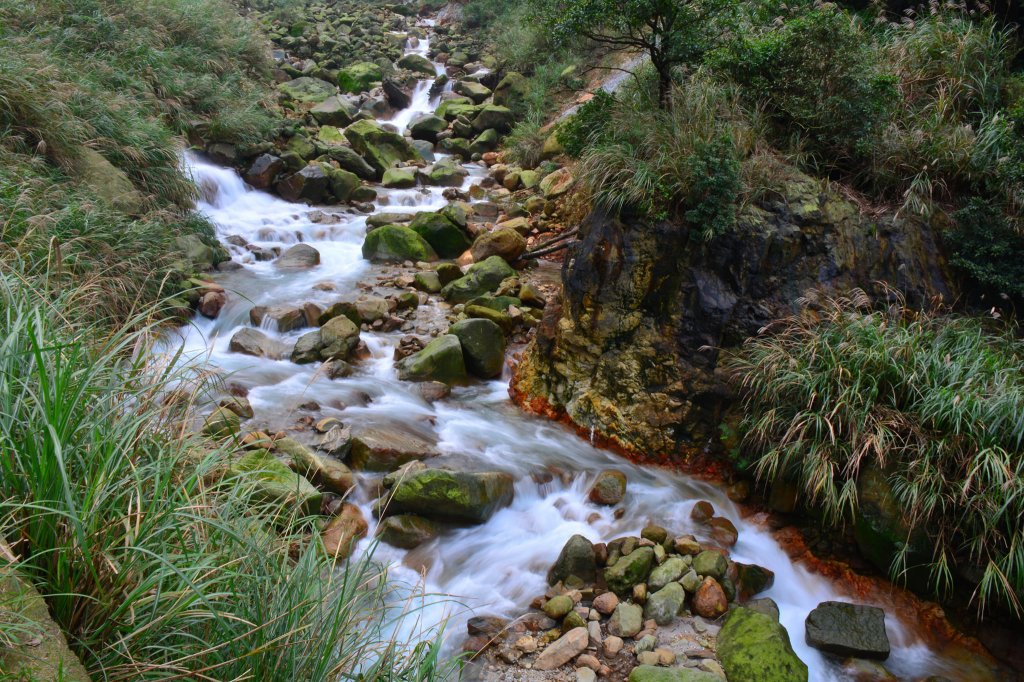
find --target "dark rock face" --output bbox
[805,601,891,660]
[512,174,954,457]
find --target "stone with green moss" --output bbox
[229,450,323,516]
[718,607,808,682]
[382,167,417,188]
[385,468,515,523]
[327,167,361,202]
[337,61,382,94]
[441,256,516,303]
[409,114,448,142]
[274,437,353,495]
[396,53,436,76]
[409,211,471,258]
[279,76,337,103]
[628,666,722,682]
[203,406,241,439]
[311,94,358,127]
[450,318,506,379]
[362,224,438,262]
[472,104,514,133]
[377,514,439,548]
[319,315,360,361]
[604,546,654,595]
[396,334,467,385]
[344,119,419,178]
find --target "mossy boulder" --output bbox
[319,315,360,361]
[409,114,448,142]
[337,61,383,93]
[274,437,354,495]
[66,146,144,214]
[276,163,330,203]
[449,318,506,379]
[377,514,439,548]
[492,72,529,109]
[385,468,515,523]
[718,607,808,682]
[362,224,437,262]
[311,94,358,127]
[547,534,597,585]
[320,503,367,561]
[540,167,574,198]
[805,601,890,660]
[327,167,361,202]
[317,125,348,145]
[435,97,478,121]
[470,128,499,155]
[229,450,322,516]
[413,271,443,293]
[396,53,436,76]
[409,211,471,259]
[420,157,468,186]
[604,546,654,595]
[344,119,419,178]
[203,406,241,439]
[854,464,932,585]
[278,76,337,103]
[440,255,516,303]
[628,667,722,682]
[693,550,728,581]
[322,145,377,180]
[472,104,514,133]
[471,227,526,262]
[382,167,417,188]
[454,80,492,103]
[644,582,686,625]
[396,334,467,385]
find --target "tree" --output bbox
[531,0,731,108]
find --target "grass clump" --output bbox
[725,289,1024,616]
[0,267,453,680]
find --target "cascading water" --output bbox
[161,22,987,682]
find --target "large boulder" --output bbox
[322,145,377,180]
[276,243,320,268]
[648,556,687,591]
[547,534,597,585]
[385,468,515,523]
[382,167,417,189]
[805,602,890,660]
[644,582,686,625]
[853,464,931,585]
[440,256,516,303]
[492,72,529,110]
[471,104,514,133]
[409,211,471,259]
[376,514,439,549]
[229,328,282,358]
[274,437,354,494]
[278,76,336,103]
[243,154,284,189]
[409,114,448,142]
[349,428,438,471]
[396,53,436,76]
[449,318,506,378]
[344,119,419,178]
[589,470,626,505]
[539,167,574,199]
[362,225,437,262]
[693,550,728,581]
[604,546,654,595]
[250,305,306,332]
[276,163,330,203]
[607,601,643,638]
[692,577,728,618]
[337,61,382,94]
[396,334,467,385]
[470,227,526,262]
[319,315,360,361]
[327,167,361,202]
[311,95,358,127]
[229,450,322,516]
[454,80,492,104]
[420,157,468,186]
[718,607,808,682]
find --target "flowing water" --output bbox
[163,21,985,682]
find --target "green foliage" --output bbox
[575,73,749,229]
[946,199,1024,298]
[557,90,615,158]
[503,112,548,169]
[726,289,1024,616]
[0,269,453,679]
[712,6,896,167]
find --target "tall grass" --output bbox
[725,289,1024,616]
[0,266,452,680]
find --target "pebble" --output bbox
[587,621,602,646]
[577,654,600,671]
[592,591,619,615]
[637,651,660,666]
[575,668,596,682]
[655,647,676,665]
[636,635,657,654]
[514,636,537,653]
[604,636,623,658]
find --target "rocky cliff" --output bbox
[512,173,954,459]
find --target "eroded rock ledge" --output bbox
[512,173,954,459]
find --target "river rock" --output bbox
[250,305,306,332]
[229,450,322,516]
[327,167,361,202]
[396,53,435,76]
[449,318,506,379]
[644,582,686,625]
[319,315,360,360]
[454,79,491,103]
[471,104,514,133]
[692,577,728,619]
[229,328,281,358]
[362,224,437,262]
[409,211,471,258]
[276,243,320,268]
[320,503,368,561]
[323,145,377,180]
[539,167,574,199]
[648,556,687,591]
[276,163,330,203]
[709,516,738,547]
[607,602,643,638]
[853,464,931,585]
[693,550,728,581]
[805,602,890,660]
[441,255,515,303]
[409,114,448,142]
[243,153,283,189]
[733,562,775,601]
[470,227,526,263]
[680,569,701,593]
[278,76,336,103]
[543,594,574,619]
[604,546,654,595]
[376,514,439,549]
[274,437,354,494]
[337,61,382,94]
[592,591,618,615]
[349,427,438,471]
[413,271,442,293]
[718,607,808,681]
[198,290,226,318]
[291,330,322,364]
[533,627,588,671]
[382,167,417,189]
[385,468,515,523]
[588,470,626,505]
[202,406,240,439]
[310,94,358,127]
[420,157,468,186]
[628,666,722,682]
[344,119,418,178]
[396,334,467,385]
[547,534,597,585]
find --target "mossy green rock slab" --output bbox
[230,450,322,516]
[278,76,337,103]
[440,255,515,303]
[362,224,437,262]
[409,211,471,258]
[718,607,808,682]
[449,318,506,378]
[604,546,654,595]
[386,468,515,523]
[337,61,382,93]
[628,666,721,682]
[344,119,419,178]
[396,334,467,385]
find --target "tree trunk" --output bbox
[655,58,672,110]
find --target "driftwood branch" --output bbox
[523,228,579,259]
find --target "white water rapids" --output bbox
[160,22,982,682]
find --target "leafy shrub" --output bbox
[946,199,1024,298]
[504,112,548,169]
[726,289,1024,615]
[557,90,615,158]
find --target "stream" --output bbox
[163,20,981,682]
